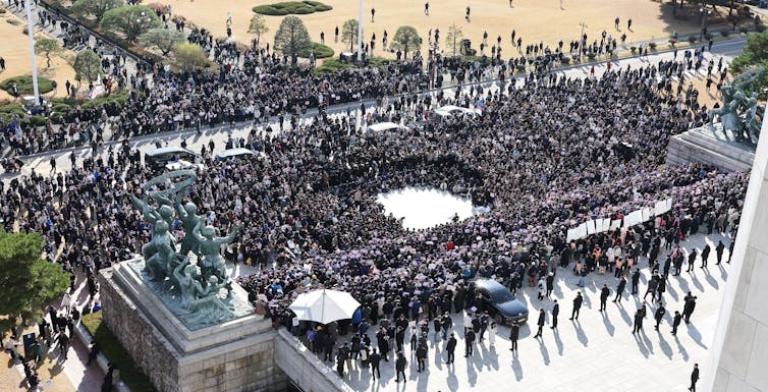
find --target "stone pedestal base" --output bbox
[99,259,288,392]
[666,126,755,172]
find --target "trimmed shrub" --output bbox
[0,76,55,96]
[253,1,332,16]
[313,58,353,74]
[303,42,334,59]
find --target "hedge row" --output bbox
[253,1,332,16]
[0,76,56,95]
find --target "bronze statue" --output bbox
[131,170,243,328]
[709,67,765,146]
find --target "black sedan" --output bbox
[473,278,529,325]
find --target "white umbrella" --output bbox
[289,289,360,325]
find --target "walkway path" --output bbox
[1,38,745,184]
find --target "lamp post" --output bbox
[24,0,40,104]
[357,0,363,62]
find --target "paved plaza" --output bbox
[302,233,730,392]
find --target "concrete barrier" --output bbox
[274,329,355,392]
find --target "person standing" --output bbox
[488,321,497,346]
[445,333,457,363]
[336,346,346,378]
[395,353,407,383]
[687,249,697,272]
[509,324,519,352]
[654,302,666,331]
[57,332,70,361]
[537,277,546,301]
[534,309,546,338]
[550,300,559,330]
[631,269,640,295]
[370,8,375,22]
[614,276,626,303]
[546,273,554,298]
[689,363,700,391]
[424,1,430,15]
[369,349,381,380]
[599,284,610,312]
[465,5,471,22]
[728,240,735,263]
[715,240,725,265]
[683,294,698,324]
[570,292,583,320]
[632,307,645,334]
[464,328,475,357]
[701,244,711,269]
[416,343,427,372]
[672,311,683,335]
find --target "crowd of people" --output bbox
[1,46,746,387]
[1,0,730,162]
[0,2,751,389]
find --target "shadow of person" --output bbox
[704,270,719,289]
[686,324,708,349]
[446,369,459,392]
[601,311,615,336]
[691,273,705,292]
[512,354,524,381]
[554,328,564,356]
[538,337,550,365]
[574,321,588,347]
[487,345,500,370]
[718,265,728,281]
[465,356,478,386]
[616,302,633,326]
[633,331,650,358]
[658,332,674,359]
[674,335,690,361]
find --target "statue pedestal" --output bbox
[666,125,756,172]
[99,258,287,392]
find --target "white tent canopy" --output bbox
[289,289,361,325]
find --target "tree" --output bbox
[273,16,312,64]
[248,14,269,47]
[70,0,124,21]
[139,28,185,55]
[74,49,102,84]
[100,5,161,42]
[34,37,63,69]
[391,26,422,59]
[341,19,359,53]
[0,229,69,334]
[445,24,463,57]
[730,31,768,99]
[173,42,211,72]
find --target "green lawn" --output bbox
[0,75,55,95]
[253,1,332,16]
[81,312,154,392]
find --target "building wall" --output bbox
[706,116,768,392]
[99,268,289,392]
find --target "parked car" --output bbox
[433,105,481,118]
[144,147,201,172]
[214,148,256,161]
[472,278,528,325]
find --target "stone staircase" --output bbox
[666,126,755,173]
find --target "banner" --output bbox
[586,220,597,235]
[623,210,644,228]
[567,223,588,242]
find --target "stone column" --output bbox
[705,116,768,392]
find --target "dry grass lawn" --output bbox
[156,0,737,57]
[0,9,76,101]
